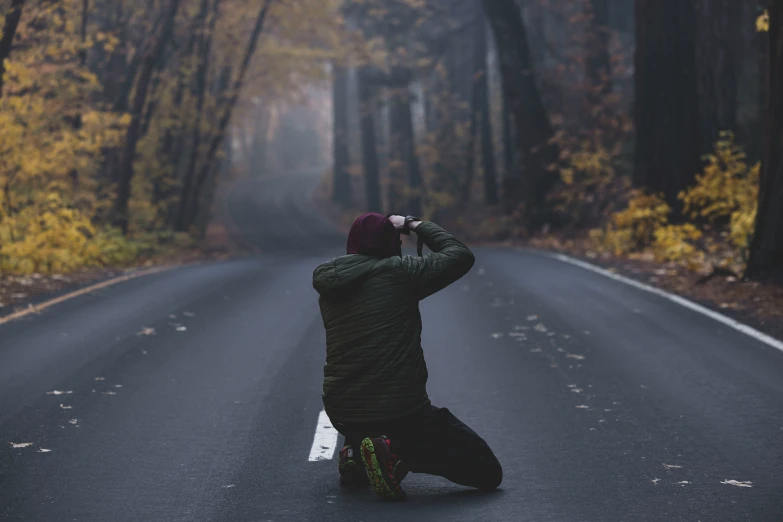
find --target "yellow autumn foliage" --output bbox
[0,2,136,276]
[757,9,770,33]
[591,133,759,270]
[680,132,759,255]
[591,191,670,256]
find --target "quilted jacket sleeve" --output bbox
[402,221,475,300]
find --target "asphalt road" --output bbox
[1,174,782,522]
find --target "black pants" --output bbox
[333,405,503,491]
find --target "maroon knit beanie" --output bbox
[346,213,402,258]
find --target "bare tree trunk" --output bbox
[400,86,422,216]
[746,3,783,282]
[587,0,612,97]
[175,0,221,231]
[358,67,382,212]
[332,63,352,206]
[694,0,740,152]
[477,17,498,206]
[483,0,559,229]
[111,0,182,233]
[0,0,26,96]
[633,0,701,214]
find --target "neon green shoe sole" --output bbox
[360,437,406,501]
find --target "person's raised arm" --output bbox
[398,219,475,300]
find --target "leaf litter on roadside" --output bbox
[138,327,155,336]
[721,479,752,488]
[46,390,72,396]
[8,442,33,448]
[37,448,52,453]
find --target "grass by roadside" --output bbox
[0,220,245,317]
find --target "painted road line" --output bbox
[548,252,783,354]
[0,266,177,326]
[308,409,339,462]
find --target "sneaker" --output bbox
[360,437,407,500]
[338,445,368,487]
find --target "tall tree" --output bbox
[111,0,182,233]
[358,67,382,212]
[179,0,273,231]
[463,12,497,206]
[483,0,558,228]
[694,0,740,152]
[746,4,783,282]
[175,0,222,231]
[0,0,27,96]
[587,0,612,97]
[332,63,351,207]
[477,16,498,206]
[633,0,701,212]
[389,84,423,216]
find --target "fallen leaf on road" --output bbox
[114,384,122,388]
[675,481,690,486]
[567,354,586,360]
[651,478,660,485]
[94,377,105,381]
[176,326,187,332]
[575,405,589,409]
[46,390,72,395]
[37,448,52,453]
[8,442,33,448]
[534,323,548,333]
[663,464,682,469]
[223,484,235,489]
[570,388,583,394]
[138,327,155,336]
[527,315,539,321]
[68,419,78,425]
[183,311,195,317]
[721,480,752,488]
[567,384,577,388]
[102,391,117,396]
[59,404,72,410]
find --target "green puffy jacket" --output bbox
[312,221,475,425]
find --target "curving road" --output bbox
[1,173,782,521]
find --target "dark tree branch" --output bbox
[0,0,27,97]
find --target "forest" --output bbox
[0,0,781,285]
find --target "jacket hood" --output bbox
[313,255,383,297]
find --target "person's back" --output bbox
[313,213,502,501]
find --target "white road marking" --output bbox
[308,410,339,462]
[548,253,783,354]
